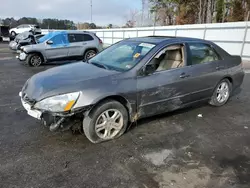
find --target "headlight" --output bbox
[34,92,80,112]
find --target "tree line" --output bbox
[0,17,114,29]
[1,1,249,30]
[149,0,250,25]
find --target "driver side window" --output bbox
[146,44,185,74]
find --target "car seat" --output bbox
[156,49,183,71]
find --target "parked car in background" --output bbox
[9,24,41,37]
[19,36,244,143]
[0,25,9,42]
[17,31,103,66]
[9,31,44,51]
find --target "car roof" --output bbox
[66,30,94,34]
[126,36,207,44]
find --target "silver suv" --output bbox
[17,31,103,66]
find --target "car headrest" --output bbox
[166,50,182,61]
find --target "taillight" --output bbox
[99,38,103,44]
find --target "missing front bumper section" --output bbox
[41,106,93,132]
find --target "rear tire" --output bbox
[209,79,232,107]
[83,100,128,143]
[83,49,97,61]
[26,53,43,67]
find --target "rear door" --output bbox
[68,33,95,57]
[45,33,69,60]
[185,42,222,101]
[67,33,83,57]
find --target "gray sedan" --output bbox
[19,36,244,143]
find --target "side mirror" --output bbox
[140,64,155,76]
[46,40,53,45]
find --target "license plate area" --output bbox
[21,99,41,119]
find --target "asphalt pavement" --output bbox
[0,43,250,188]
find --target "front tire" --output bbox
[26,53,43,67]
[209,79,232,107]
[83,100,128,143]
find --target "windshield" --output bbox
[88,41,155,71]
[38,32,54,43]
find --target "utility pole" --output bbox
[141,0,145,27]
[90,0,93,23]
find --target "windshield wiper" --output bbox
[91,62,109,70]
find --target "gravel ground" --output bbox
[0,43,250,188]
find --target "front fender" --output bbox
[73,91,136,121]
[74,92,123,109]
[24,47,47,62]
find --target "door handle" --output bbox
[216,66,224,70]
[180,73,190,78]
[82,42,87,45]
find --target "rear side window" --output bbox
[68,34,94,43]
[75,34,85,42]
[84,34,94,41]
[68,34,76,43]
[189,43,220,65]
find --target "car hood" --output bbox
[22,62,120,101]
[23,44,38,49]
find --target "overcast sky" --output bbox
[0,0,142,26]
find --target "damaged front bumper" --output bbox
[16,52,27,61]
[19,92,92,132]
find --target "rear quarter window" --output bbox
[84,34,94,41]
[188,43,220,65]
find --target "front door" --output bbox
[45,33,69,60]
[137,43,195,118]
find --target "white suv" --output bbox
[9,24,42,37]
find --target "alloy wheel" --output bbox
[95,109,123,139]
[85,50,96,60]
[30,56,42,67]
[216,82,229,103]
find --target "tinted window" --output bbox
[84,34,94,41]
[68,34,76,43]
[189,43,219,65]
[74,34,85,42]
[68,34,94,43]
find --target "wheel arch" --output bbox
[219,76,233,87]
[27,51,45,62]
[88,95,133,121]
[83,47,99,55]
